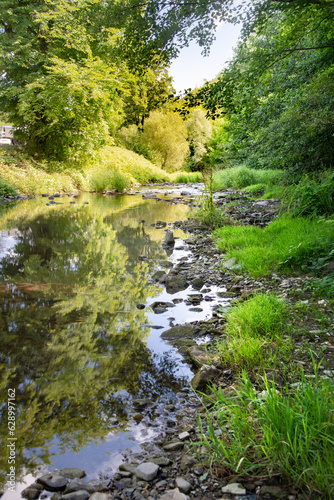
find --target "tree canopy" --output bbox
[201,0,334,175]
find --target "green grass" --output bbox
[212,166,285,192]
[216,293,291,371]
[282,174,334,217]
[199,368,334,498]
[0,176,17,197]
[171,171,202,183]
[214,216,334,277]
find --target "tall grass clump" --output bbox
[212,166,285,191]
[0,176,17,197]
[218,293,290,371]
[171,172,202,183]
[199,368,334,497]
[214,216,334,277]
[282,174,334,217]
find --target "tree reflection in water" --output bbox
[0,199,188,487]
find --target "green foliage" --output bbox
[214,216,334,277]
[0,146,172,193]
[186,108,212,171]
[212,166,285,191]
[219,293,290,370]
[172,172,202,183]
[282,174,334,218]
[14,56,125,161]
[202,4,334,175]
[226,293,288,340]
[0,176,17,197]
[141,111,189,171]
[200,369,334,497]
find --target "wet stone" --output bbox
[62,491,90,500]
[21,483,44,500]
[65,478,98,494]
[37,474,68,492]
[163,441,184,451]
[59,469,86,479]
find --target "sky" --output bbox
[168,22,241,93]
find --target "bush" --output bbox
[282,174,334,217]
[212,166,285,191]
[0,176,17,197]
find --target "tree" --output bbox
[141,110,189,171]
[0,0,233,160]
[202,2,334,175]
[186,107,212,170]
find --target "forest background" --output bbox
[0,0,332,195]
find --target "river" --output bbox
[0,186,225,498]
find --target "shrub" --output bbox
[0,176,17,196]
[212,166,285,191]
[282,174,334,217]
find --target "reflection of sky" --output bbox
[0,230,18,261]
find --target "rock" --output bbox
[190,365,220,391]
[175,478,192,494]
[134,462,159,481]
[64,479,98,494]
[260,485,288,498]
[223,257,242,271]
[59,469,86,479]
[150,301,175,314]
[165,276,189,293]
[90,494,110,500]
[163,230,175,245]
[149,457,172,467]
[119,464,138,474]
[186,346,211,366]
[152,270,166,282]
[221,483,246,495]
[21,483,44,500]
[180,454,197,470]
[159,488,188,500]
[163,441,184,451]
[178,431,190,441]
[161,324,196,340]
[132,398,151,408]
[37,474,68,492]
[136,304,145,310]
[62,492,90,500]
[191,277,204,290]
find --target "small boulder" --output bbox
[221,482,246,495]
[62,491,90,500]
[190,365,220,391]
[59,469,86,480]
[37,474,68,492]
[163,230,175,245]
[175,478,192,494]
[134,462,159,481]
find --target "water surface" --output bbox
[0,188,218,495]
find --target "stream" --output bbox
[0,186,231,499]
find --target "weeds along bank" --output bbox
[194,167,334,498]
[0,145,202,196]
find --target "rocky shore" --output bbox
[10,187,334,500]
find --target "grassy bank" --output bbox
[199,293,334,498]
[194,167,334,497]
[212,165,286,198]
[0,145,201,195]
